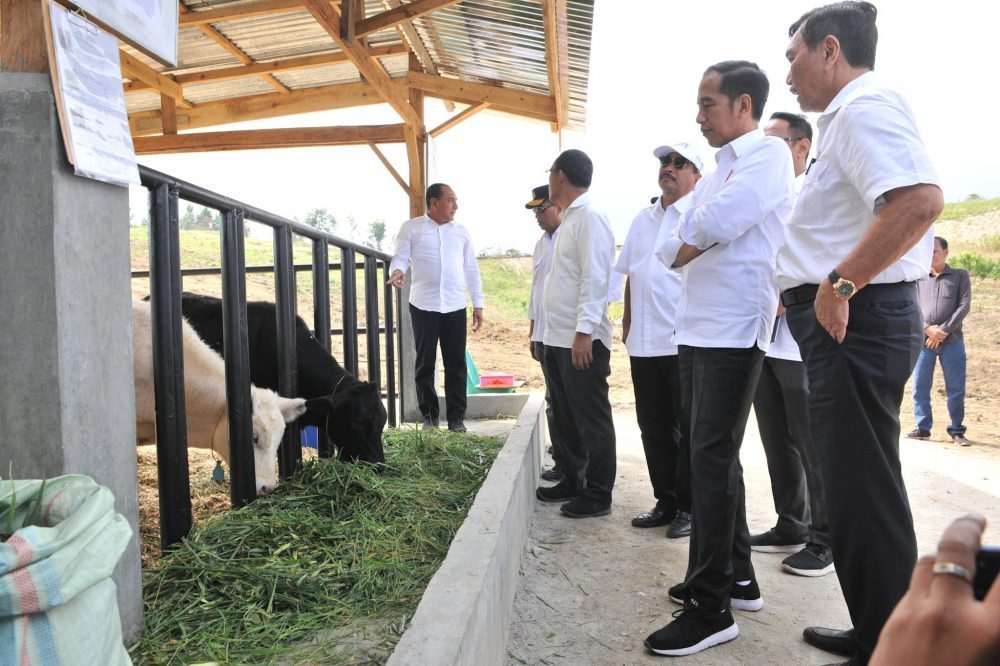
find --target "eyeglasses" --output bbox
[533,204,554,213]
[778,136,803,143]
[659,155,692,170]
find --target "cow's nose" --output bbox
[258,483,275,496]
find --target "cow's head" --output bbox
[306,382,386,465]
[248,389,307,495]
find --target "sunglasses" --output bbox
[533,204,554,213]
[659,155,691,170]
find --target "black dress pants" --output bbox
[753,355,829,547]
[630,354,691,516]
[785,282,921,664]
[533,341,565,469]
[679,344,764,612]
[409,304,467,426]
[542,341,616,504]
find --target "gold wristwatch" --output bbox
[828,270,858,300]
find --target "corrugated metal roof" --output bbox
[123,0,594,131]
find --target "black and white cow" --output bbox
[177,293,386,465]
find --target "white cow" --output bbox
[132,299,306,496]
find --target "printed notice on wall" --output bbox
[43,0,140,188]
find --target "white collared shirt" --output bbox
[542,192,615,350]
[767,174,806,362]
[528,227,560,343]
[615,194,691,357]
[777,72,940,290]
[656,129,795,351]
[389,215,485,313]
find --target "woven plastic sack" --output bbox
[0,474,133,666]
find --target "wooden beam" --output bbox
[356,0,461,38]
[178,0,307,26]
[304,0,422,127]
[124,44,409,92]
[133,124,406,154]
[160,94,178,134]
[129,79,387,136]
[429,102,491,138]
[367,142,409,195]
[381,0,453,112]
[405,71,556,123]
[2,0,48,72]
[541,0,569,132]
[120,51,193,109]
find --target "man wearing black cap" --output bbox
[616,142,702,540]
[525,185,565,482]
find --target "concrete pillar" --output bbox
[0,73,143,643]
[399,275,421,422]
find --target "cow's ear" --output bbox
[279,397,307,422]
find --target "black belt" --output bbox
[780,284,819,307]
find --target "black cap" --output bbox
[525,185,549,209]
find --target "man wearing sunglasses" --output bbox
[645,61,795,657]
[615,143,702,541]
[525,185,566,483]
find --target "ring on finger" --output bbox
[931,561,973,583]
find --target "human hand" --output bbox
[926,324,949,343]
[926,337,942,350]
[870,513,1000,666]
[472,308,484,333]
[814,279,849,344]
[571,332,592,370]
[386,269,404,289]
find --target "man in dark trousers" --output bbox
[777,3,944,663]
[388,183,484,433]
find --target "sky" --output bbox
[131,0,1000,255]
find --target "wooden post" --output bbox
[405,52,426,218]
[1,0,48,72]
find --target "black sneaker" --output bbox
[667,579,763,612]
[631,506,673,528]
[750,528,806,553]
[782,542,835,577]
[540,467,563,482]
[905,428,930,440]
[560,496,612,518]
[535,482,579,503]
[666,511,692,538]
[644,607,739,656]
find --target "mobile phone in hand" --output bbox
[973,545,1000,601]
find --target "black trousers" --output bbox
[630,355,691,516]
[542,341,616,504]
[679,344,764,612]
[409,304,467,426]
[533,341,565,469]
[753,355,829,547]
[785,282,921,664]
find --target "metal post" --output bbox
[274,225,300,477]
[364,254,382,392]
[341,247,358,376]
[312,241,333,457]
[383,261,397,428]
[148,183,192,548]
[396,286,407,422]
[220,208,256,507]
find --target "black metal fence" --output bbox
[135,165,404,549]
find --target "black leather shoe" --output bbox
[803,627,855,657]
[631,506,673,528]
[536,482,579,503]
[560,497,612,518]
[666,511,692,538]
[540,467,563,482]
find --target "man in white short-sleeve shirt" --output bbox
[615,141,701,540]
[388,183,485,433]
[777,3,944,663]
[644,61,795,658]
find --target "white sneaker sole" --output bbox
[668,591,763,612]
[782,561,836,577]
[646,622,740,656]
[751,543,805,554]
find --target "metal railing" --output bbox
[136,165,404,549]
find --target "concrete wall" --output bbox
[0,73,142,643]
[388,392,543,665]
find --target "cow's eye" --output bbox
[252,432,260,445]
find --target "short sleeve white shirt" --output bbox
[615,194,691,357]
[776,73,940,290]
[656,129,795,351]
[542,192,615,350]
[528,227,560,343]
[389,215,485,313]
[767,174,805,362]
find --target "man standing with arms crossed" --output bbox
[535,149,617,519]
[778,3,943,663]
[617,142,701,539]
[388,183,485,433]
[644,61,795,657]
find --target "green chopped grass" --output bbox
[130,428,503,665]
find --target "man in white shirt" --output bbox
[615,142,702,540]
[750,112,833,578]
[524,184,565,482]
[388,183,485,433]
[534,149,617,520]
[778,3,944,663]
[644,61,795,658]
